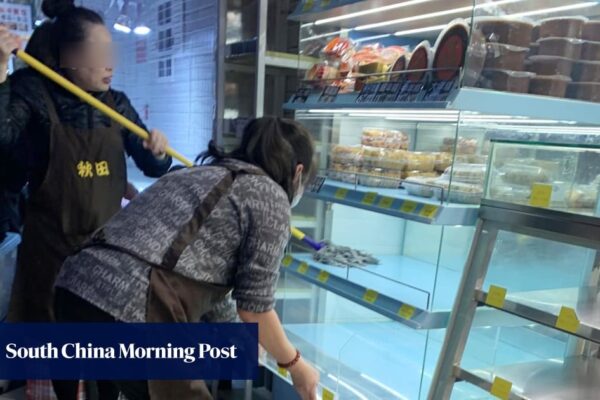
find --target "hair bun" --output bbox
[42,0,75,18]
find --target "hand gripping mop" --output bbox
[14,49,379,268]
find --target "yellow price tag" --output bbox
[485,285,507,309]
[400,200,418,214]
[334,188,349,199]
[278,367,288,377]
[317,270,330,283]
[398,304,415,320]
[378,196,394,209]
[362,192,378,205]
[282,255,293,268]
[322,387,335,400]
[490,376,512,400]
[419,204,439,219]
[363,289,379,304]
[556,306,580,334]
[529,183,552,208]
[297,262,309,275]
[303,0,315,11]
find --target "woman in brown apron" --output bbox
[55,117,320,400]
[0,2,172,395]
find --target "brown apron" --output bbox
[7,85,126,322]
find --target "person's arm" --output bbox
[0,29,30,152]
[114,91,172,177]
[238,309,318,400]
[232,180,318,400]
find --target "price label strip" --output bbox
[363,289,379,304]
[362,192,378,205]
[334,188,349,199]
[529,183,553,208]
[292,86,312,104]
[419,204,439,219]
[490,376,512,400]
[356,82,381,103]
[396,81,425,102]
[282,255,293,268]
[371,81,397,102]
[400,200,418,214]
[278,367,289,378]
[422,77,458,102]
[398,304,415,320]
[317,270,330,283]
[485,285,507,309]
[322,387,336,400]
[318,84,340,103]
[378,196,395,209]
[307,175,326,194]
[302,0,315,11]
[556,306,580,334]
[297,262,309,275]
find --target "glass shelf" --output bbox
[306,178,479,226]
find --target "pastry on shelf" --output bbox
[330,144,363,165]
[434,180,483,204]
[441,137,479,154]
[361,128,409,150]
[403,176,442,198]
[500,164,550,185]
[378,149,409,171]
[443,163,487,184]
[434,152,453,172]
[362,146,385,168]
[358,168,402,188]
[567,184,598,209]
[406,152,436,173]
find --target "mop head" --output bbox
[312,241,379,268]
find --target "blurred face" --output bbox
[61,23,115,92]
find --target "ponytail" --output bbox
[200,117,316,202]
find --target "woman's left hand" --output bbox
[143,129,169,158]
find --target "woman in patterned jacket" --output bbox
[55,117,320,400]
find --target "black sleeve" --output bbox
[0,77,33,151]
[114,91,172,178]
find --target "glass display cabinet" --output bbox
[265,1,600,399]
[430,140,600,400]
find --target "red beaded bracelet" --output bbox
[277,349,301,369]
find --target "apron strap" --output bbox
[40,84,60,125]
[160,169,238,269]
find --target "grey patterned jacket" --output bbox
[55,159,291,323]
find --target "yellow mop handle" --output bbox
[14,50,194,167]
[14,49,312,239]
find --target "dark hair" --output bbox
[201,117,316,202]
[27,0,104,69]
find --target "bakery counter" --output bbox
[305,178,479,226]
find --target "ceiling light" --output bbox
[315,0,437,26]
[360,0,524,31]
[134,24,151,35]
[114,14,131,34]
[394,24,446,36]
[512,2,598,18]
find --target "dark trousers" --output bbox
[53,288,150,400]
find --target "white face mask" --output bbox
[291,175,304,208]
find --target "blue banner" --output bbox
[0,323,258,380]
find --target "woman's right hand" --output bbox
[289,358,319,400]
[0,25,21,66]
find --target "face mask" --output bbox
[291,175,304,208]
